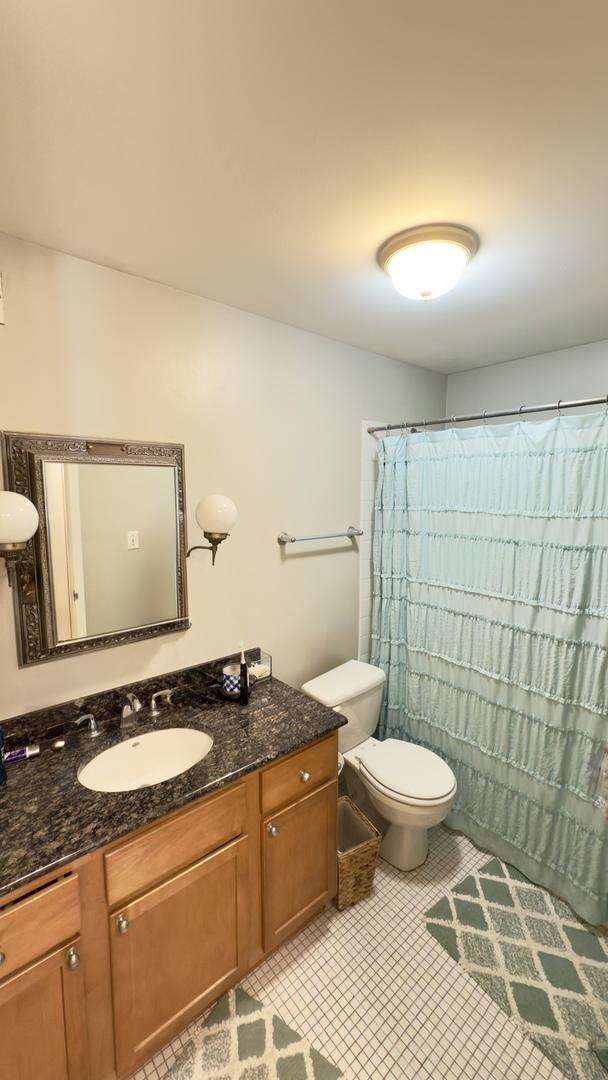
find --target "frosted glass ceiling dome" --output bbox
[378,224,479,301]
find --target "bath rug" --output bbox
[426,857,608,1080]
[164,986,342,1079]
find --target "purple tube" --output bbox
[3,744,40,764]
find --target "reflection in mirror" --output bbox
[44,462,178,642]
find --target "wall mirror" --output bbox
[1,432,189,665]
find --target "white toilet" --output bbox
[302,660,457,871]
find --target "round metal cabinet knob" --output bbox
[299,770,311,783]
[267,823,280,838]
[65,946,80,971]
[116,913,130,935]
[0,949,6,966]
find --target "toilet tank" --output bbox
[302,660,386,753]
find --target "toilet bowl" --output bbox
[302,660,457,871]
[344,736,456,870]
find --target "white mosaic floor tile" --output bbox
[130,825,564,1079]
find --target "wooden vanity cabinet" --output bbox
[261,734,337,817]
[260,734,338,953]
[0,731,338,1080]
[0,920,89,1080]
[109,835,250,1077]
[0,872,89,1080]
[104,781,248,909]
[262,778,338,953]
[0,938,89,1080]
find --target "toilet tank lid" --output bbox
[302,660,385,708]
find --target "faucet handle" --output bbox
[75,713,100,739]
[150,688,176,716]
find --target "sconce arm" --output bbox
[186,543,218,565]
[1,548,35,598]
[186,531,229,566]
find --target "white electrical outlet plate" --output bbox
[127,530,140,550]
[0,273,5,325]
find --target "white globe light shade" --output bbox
[0,491,39,545]
[378,224,478,302]
[386,240,470,301]
[195,494,238,536]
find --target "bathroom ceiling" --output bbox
[1,1,608,373]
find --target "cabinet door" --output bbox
[263,779,337,953]
[110,835,249,1078]
[0,939,89,1080]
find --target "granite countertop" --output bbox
[0,677,345,900]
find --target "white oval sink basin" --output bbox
[78,728,213,793]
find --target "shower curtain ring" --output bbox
[557,399,563,417]
[519,404,526,421]
[483,410,488,426]
[605,394,608,413]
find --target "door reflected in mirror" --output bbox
[44,461,179,642]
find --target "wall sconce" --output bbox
[0,490,40,588]
[187,494,238,565]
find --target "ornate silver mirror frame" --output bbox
[1,431,190,666]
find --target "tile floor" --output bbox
[131,825,564,1080]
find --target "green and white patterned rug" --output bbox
[166,986,342,1079]
[426,857,608,1080]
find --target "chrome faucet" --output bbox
[74,713,100,739]
[150,688,176,716]
[121,692,143,727]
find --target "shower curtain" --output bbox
[370,411,608,924]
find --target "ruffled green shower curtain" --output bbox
[370,412,608,924]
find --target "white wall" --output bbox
[446,340,608,420]
[0,233,446,719]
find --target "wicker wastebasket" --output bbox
[335,796,381,910]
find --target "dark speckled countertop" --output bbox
[0,677,345,900]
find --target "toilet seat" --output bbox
[357,738,456,804]
[359,764,456,807]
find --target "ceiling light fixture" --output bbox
[378,223,479,301]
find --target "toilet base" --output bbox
[380,823,428,871]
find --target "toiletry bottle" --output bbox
[0,725,6,786]
[239,643,249,706]
[3,743,40,764]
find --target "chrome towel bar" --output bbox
[277,526,363,545]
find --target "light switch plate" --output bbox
[127,530,140,550]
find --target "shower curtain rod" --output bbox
[367,394,608,435]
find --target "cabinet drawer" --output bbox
[261,733,337,816]
[0,875,81,980]
[105,781,248,907]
